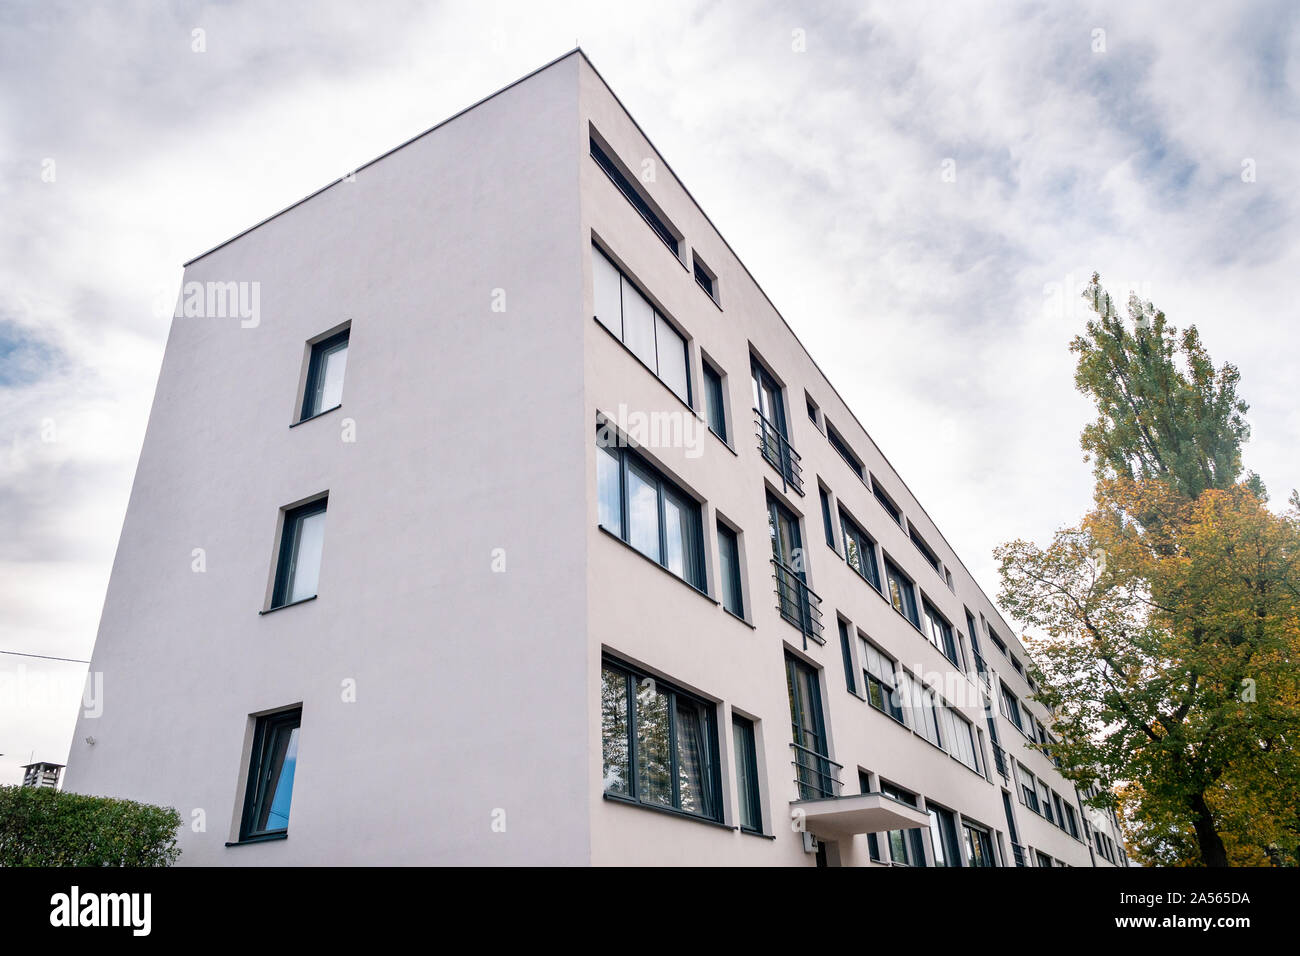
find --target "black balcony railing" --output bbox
[790,741,843,800]
[990,741,1009,781]
[772,558,824,646]
[754,409,804,495]
[1011,842,1026,867]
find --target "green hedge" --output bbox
[0,785,181,866]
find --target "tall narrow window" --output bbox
[880,783,927,866]
[732,716,761,833]
[815,489,835,551]
[884,559,919,627]
[271,498,327,609]
[786,655,832,799]
[597,433,706,590]
[703,363,727,441]
[840,511,881,590]
[692,253,717,300]
[601,658,721,822]
[927,805,962,867]
[837,620,857,694]
[239,708,301,841]
[963,823,996,867]
[301,330,349,420]
[591,245,691,404]
[1018,764,1039,812]
[717,523,744,617]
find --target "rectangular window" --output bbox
[963,823,996,867]
[901,673,942,748]
[239,708,301,841]
[786,655,832,799]
[806,394,820,427]
[1038,781,1054,824]
[840,511,881,590]
[1019,765,1039,812]
[595,434,707,590]
[703,362,727,441]
[592,245,691,404]
[596,433,706,590]
[941,707,981,773]
[732,716,761,833]
[837,620,857,694]
[717,522,744,617]
[861,639,905,723]
[270,498,327,609]
[826,423,863,478]
[1064,804,1080,839]
[1052,792,1067,830]
[909,525,940,574]
[872,478,902,524]
[601,658,721,821]
[692,253,716,299]
[884,559,920,627]
[987,627,1007,656]
[819,487,835,548]
[1036,850,1054,868]
[590,137,679,255]
[301,330,349,420]
[928,805,962,867]
[922,601,959,665]
[1000,682,1025,731]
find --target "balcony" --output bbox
[790,741,843,800]
[754,409,804,495]
[772,558,824,646]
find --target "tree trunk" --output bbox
[1190,791,1229,867]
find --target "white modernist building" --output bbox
[66,50,1129,867]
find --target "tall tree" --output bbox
[1072,273,1254,503]
[997,275,1300,866]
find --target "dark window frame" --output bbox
[871,477,902,525]
[300,329,349,421]
[837,619,857,694]
[702,361,728,442]
[732,715,763,833]
[597,433,707,591]
[884,557,920,627]
[590,136,680,256]
[839,509,882,591]
[826,422,864,478]
[717,521,744,617]
[239,707,302,842]
[270,497,328,609]
[601,657,723,823]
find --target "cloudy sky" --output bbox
[1,0,1296,784]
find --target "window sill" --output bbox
[226,832,287,847]
[602,792,735,832]
[741,827,775,840]
[259,595,317,616]
[722,606,756,629]
[695,278,723,311]
[290,404,342,428]
[597,525,718,606]
[709,426,737,456]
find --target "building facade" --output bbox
[65,50,1128,867]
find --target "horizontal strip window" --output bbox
[909,525,940,574]
[590,137,680,256]
[871,477,902,524]
[597,431,706,591]
[826,423,864,479]
[593,245,691,405]
[602,657,722,823]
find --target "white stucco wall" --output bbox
[65,54,590,865]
